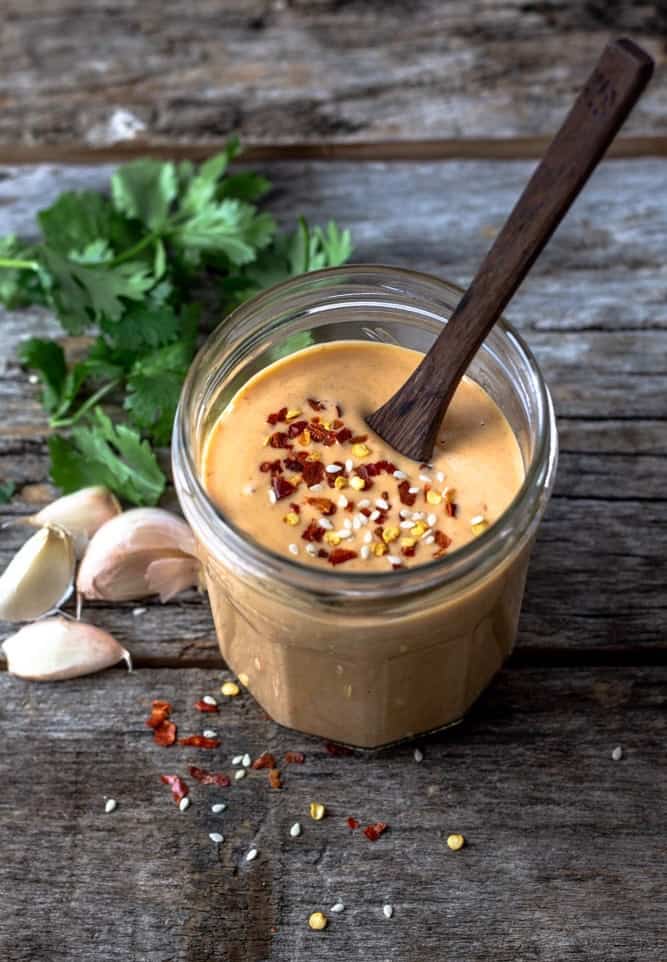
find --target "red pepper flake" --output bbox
[363,821,389,842]
[344,500,355,512]
[146,699,171,729]
[153,720,177,746]
[302,460,326,487]
[287,419,309,439]
[398,480,417,506]
[317,548,329,559]
[328,548,358,566]
[289,502,301,514]
[307,397,326,411]
[268,768,283,789]
[309,422,337,445]
[335,404,343,417]
[306,496,337,515]
[284,456,305,472]
[260,459,282,474]
[433,530,452,558]
[401,544,417,558]
[336,427,353,444]
[272,475,296,501]
[178,735,221,749]
[284,751,305,764]
[374,459,397,475]
[325,741,353,756]
[359,507,372,518]
[194,699,219,713]
[267,406,288,425]
[445,501,458,517]
[251,752,277,770]
[347,816,359,830]
[331,418,344,430]
[356,465,374,489]
[160,774,189,804]
[301,519,325,542]
[349,434,368,444]
[189,766,231,787]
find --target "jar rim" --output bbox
[173,264,558,601]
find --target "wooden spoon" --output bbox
[366,38,654,462]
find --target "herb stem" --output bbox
[50,378,122,429]
[0,257,41,271]
[110,232,160,267]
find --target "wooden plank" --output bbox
[1,1,666,149]
[0,664,664,961]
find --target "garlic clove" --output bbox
[1,615,132,680]
[145,555,202,602]
[23,486,122,558]
[77,508,201,602]
[0,523,75,622]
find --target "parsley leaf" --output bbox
[49,407,165,505]
[18,338,67,413]
[0,481,15,504]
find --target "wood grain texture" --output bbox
[0,159,665,657]
[0,664,664,962]
[1,1,667,149]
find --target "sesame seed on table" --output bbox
[1,6,666,960]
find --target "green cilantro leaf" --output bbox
[125,338,197,445]
[111,159,178,231]
[0,480,16,504]
[49,407,165,506]
[18,337,67,413]
[100,300,194,354]
[181,139,242,215]
[218,171,271,203]
[38,190,137,257]
[174,200,275,266]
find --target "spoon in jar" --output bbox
[366,38,653,462]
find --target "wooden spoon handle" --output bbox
[367,38,654,461]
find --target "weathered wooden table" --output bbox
[1,5,666,961]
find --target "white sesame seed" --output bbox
[345,458,354,472]
[318,518,334,530]
[235,769,247,781]
[400,520,414,529]
[132,607,146,617]
[358,513,369,526]
[387,555,401,565]
[343,517,353,529]
[268,490,277,504]
[232,754,243,765]
[104,798,117,814]
[360,546,371,560]
[209,832,224,844]
[383,904,394,919]
[412,511,425,520]
[612,746,623,761]
[363,531,373,544]
[427,513,437,527]
[369,510,380,521]
[423,535,435,545]
[288,543,299,556]
[399,508,410,519]
[358,499,371,508]
[338,495,349,508]
[179,797,191,812]
[203,695,217,706]
[393,470,407,480]
[309,483,323,492]
[337,529,352,539]
[242,483,256,496]
[306,544,318,557]
[352,517,362,531]
[203,729,217,738]
[290,822,302,838]
[419,474,431,483]
[408,486,420,494]
[375,498,389,510]
[246,847,258,862]
[326,464,343,473]
[436,471,445,483]
[242,753,252,768]
[211,803,226,813]
[331,901,345,914]
[414,748,424,763]
[470,514,486,525]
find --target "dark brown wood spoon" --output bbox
[366,38,654,462]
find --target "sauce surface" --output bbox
[203,341,524,571]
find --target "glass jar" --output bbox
[173,266,558,748]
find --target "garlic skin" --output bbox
[2,616,132,680]
[77,508,201,602]
[25,486,122,557]
[0,523,75,622]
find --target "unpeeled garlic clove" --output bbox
[77,507,201,602]
[1,615,132,680]
[23,486,122,558]
[0,523,75,622]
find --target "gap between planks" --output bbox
[0,136,666,165]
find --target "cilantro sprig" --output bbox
[0,139,353,505]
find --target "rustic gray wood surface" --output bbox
[0,154,665,962]
[2,1,666,149]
